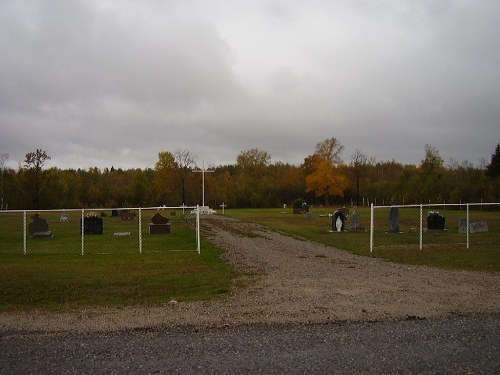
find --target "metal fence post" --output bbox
[23,210,27,255]
[81,209,85,256]
[138,208,142,254]
[196,205,200,254]
[419,204,423,250]
[370,203,374,252]
[466,203,470,249]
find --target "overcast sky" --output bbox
[1,0,499,170]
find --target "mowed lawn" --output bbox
[0,239,232,311]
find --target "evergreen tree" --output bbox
[486,143,500,178]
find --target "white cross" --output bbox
[193,161,214,208]
[220,202,227,214]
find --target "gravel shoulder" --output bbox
[1,215,499,333]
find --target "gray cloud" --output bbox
[1,0,499,170]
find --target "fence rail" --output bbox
[370,202,500,252]
[0,206,201,255]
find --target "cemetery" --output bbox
[0,207,199,255]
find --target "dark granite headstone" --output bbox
[149,213,171,234]
[427,211,445,230]
[82,216,103,234]
[29,214,52,237]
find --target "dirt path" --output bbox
[1,216,499,333]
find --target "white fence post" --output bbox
[23,210,27,255]
[196,205,201,254]
[466,203,470,249]
[370,203,374,252]
[138,208,142,254]
[81,209,85,256]
[419,204,423,250]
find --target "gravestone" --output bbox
[149,213,171,234]
[458,218,468,234]
[459,219,488,233]
[293,200,309,214]
[349,210,364,231]
[389,206,400,233]
[29,214,52,237]
[427,211,445,230]
[470,221,488,233]
[82,216,103,234]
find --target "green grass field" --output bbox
[0,239,231,311]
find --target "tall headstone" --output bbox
[349,210,363,231]
[389,206,400,233]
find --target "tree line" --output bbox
[1,140,499,210]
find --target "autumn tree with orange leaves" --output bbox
[304,137,349,205]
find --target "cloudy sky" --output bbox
[1,0,499,170]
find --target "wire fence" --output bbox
[0,206,201,255]
[369,203,500,252]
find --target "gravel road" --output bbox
[1,215,499,373]
[2,314,499,374]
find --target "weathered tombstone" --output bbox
[60,211,68,223]
[427,211,445,231]
[82,215,103,234]
[459,219,488,233]
[29,214,52,237]
[349,210,363,231]
[389,206,400,233]
[149,213,171,234]
[458,218,468,234]
[470,221,489,233]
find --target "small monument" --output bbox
[149,213,171,234]
[459,219,488,234]
[388,206,400,233]
[332,208,348,232]
[82,213,103,235]
[293,199,309,214]
[29,214,52,237]
[349,208,364,231]
[470,221,489,233]
[427,211,445,231]
[59,211,68,223]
